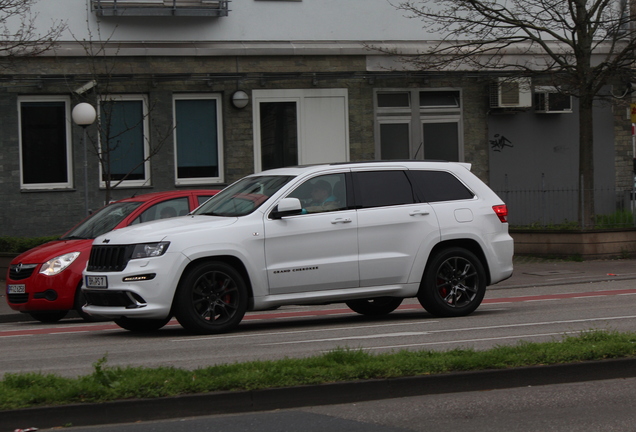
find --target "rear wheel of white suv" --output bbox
[174,261,248,334]
[418,247,486,317]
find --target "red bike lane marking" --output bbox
[3,288,636,338]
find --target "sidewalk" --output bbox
[2,257,636,323]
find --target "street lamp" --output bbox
[72,103,97,217]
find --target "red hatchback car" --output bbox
[5,189,219,322]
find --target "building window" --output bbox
[375,89,463,161]
[174,94,224,185]
[99,95,150,187]
[18,96,72,190]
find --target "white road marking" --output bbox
[261,315,636,346]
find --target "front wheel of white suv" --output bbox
[418,247,486,317]
[173,261,248,335]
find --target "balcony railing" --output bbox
[92,0,230,17]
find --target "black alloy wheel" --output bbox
[174,261,248,335]
[418,247,486,317]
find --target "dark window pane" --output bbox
[409,170,474,202]
[419,91,460,107]
[377,93,410,108]
[133,197,189,224]
[176,99,219,179]
[355,171,414,208]
[21,101,68,184]
[260,102,298,170]
[423,122,459,161]
[380,123,410,160]
[100,100,145,181]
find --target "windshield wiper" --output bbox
[61,235,90,240]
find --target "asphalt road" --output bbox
[2,279,636,378]
[3,274,636,431]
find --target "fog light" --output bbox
[122,274,156,282]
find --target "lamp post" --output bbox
[72,103,97,217]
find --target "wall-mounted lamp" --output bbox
[232,90,249,109]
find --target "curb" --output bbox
[2,357,636,430]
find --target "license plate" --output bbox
[85,276,108,288]
[7,284,26,294]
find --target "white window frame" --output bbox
[173,93,224,185]
[98,94,151,189]
[421,116,464,161]
[18,95,73,190]
[374,88,464,161]
[376,117,412,160]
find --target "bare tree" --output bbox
[71,25,173,204]
[0,0,66,60]
[388,0,636,226]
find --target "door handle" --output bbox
[409,210,430,217]
[331,218,352,224]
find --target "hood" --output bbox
[94,215,238,245]
[11,239,93,265]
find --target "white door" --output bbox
[264,173,359,295]
[253,89,350,172]
[353,169,440,287]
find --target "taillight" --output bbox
[492,205,508,223]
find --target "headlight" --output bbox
[131,242,170,259]
[39,252,81,276]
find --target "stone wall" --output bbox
[0,55,492,237]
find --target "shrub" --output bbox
[0,236,60,254]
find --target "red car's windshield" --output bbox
[60,202,143,240]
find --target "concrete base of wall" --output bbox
[511,229,636,259]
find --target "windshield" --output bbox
[61,201,144,240]
[194,175,294,217]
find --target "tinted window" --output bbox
[354,171,414,208]
[409,170,474,202]
[132,197,190,224]
[288,173,347,214]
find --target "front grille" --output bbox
[84,290,140,308]
[87,245,134,272]
[7,293,28,304]
[9,264,38,280]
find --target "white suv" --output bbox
[82,161,513,334]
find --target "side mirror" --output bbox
[271,197,303,219]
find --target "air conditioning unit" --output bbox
[489,77,532,108]
[534,87,573,113]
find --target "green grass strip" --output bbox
[2,329,635,411]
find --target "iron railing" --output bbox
[494,186,636,229]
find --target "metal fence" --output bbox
[493,187,636,229]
